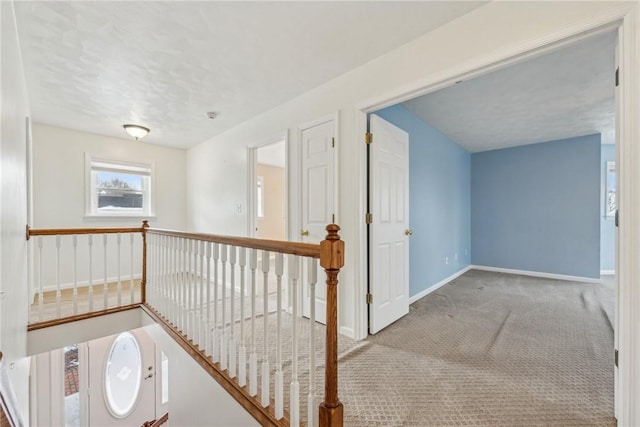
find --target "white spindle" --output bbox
[206,242,212,356]
[56,235,61,317]
[229,246,237,378]
[88,235,94,312]
[307,258,319,427]
[261,249,270,407]
[117,234,122,307]
[238,247,247,387]
[172,236,178,325]
[103,234,108,310]
[38,237,44,321]
[187,239,194,337]
[220,244,228,371]
[249,248,258,396]
[182,238,188,332]
[275,252,284,419]
[129,234,135,304]
[289,255,300,426]
[212,243,220,362]
[199,241,205,348]
[192,239,199,343]
[72,235,78,315]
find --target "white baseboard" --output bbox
[600,270,615,275]
[471,265,602,283]
[41,274,142,293]
[409,265,472,304]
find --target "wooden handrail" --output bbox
[147,227,322,258]
[142,412,168,427]
[26,225,144,239]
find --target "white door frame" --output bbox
[355,6,639,425]
[247,131,289,239]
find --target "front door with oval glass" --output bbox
[88,330,156,425]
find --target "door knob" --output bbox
[405,229,413,236]
[300,229,310,236]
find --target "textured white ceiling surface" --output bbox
[14,1,485,149]
[403,32,616,152]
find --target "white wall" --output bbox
[0,1,31,423]
[186,1,638,341]
[32,123,187,288]
[141,321,259,427]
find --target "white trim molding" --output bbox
[471,265,602,284]
[409,266,472,304]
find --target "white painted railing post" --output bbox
[220,244,228,371]
[229,245,237,378]
[249,248,258,397]
[238,247,247,387]
[261,250,270,408]
[289,254,300,426]
[308,258,319,427]
[275,252,284,420]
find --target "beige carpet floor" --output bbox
[338,270,615,426]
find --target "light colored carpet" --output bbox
[338,269,615,426]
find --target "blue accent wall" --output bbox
[374,105,471,297]
[601,144,616,272]
[471,134,601,279]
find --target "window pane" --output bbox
[96,171,143,210]
[105,332,142,418]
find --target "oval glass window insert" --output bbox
[104,332,142,418]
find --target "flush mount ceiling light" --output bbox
[123,124,150,140]
[206,111,218,120]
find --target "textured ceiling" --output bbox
[403,32,616,152]
[14,1,485,149]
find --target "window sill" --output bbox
[84,214,157,220]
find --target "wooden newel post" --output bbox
[319,224,344,427]
[141,220,150,304]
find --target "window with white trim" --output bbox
[86,155,154,217]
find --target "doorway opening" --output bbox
[362,26,620,424]
[248,138,287,240]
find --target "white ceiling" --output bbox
[14,1,485,149]
[402,32,616,152]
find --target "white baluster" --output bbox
[172,236,178,325]
[88,235,94,312]
[103,234,108,310]
[261,249,270,408]
[307,258,319,427]
[56,235,61,318]
[37,237,44,321]
[192,239,199,343]
[289,255,300,426]
[188,239,194,337]
[229,246,237,378]
[72,235,78,315]
[212,243,220,362]
[199,241,205,348]
[129,234,135,304]
[182,238,188,332]
[275,252,284,419]
[206,242,212,356]
[249,248,258,397]
[117,234,122,307]
[238,247,247,387]
[220,244,228,371]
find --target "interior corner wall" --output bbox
[471,134,601,279]
[373,105,470,297]
[32,123,187,230]
[601,144,616,272]
[1,1,31,423]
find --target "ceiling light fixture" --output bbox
[206,111,218,120]
[123,124,150,140]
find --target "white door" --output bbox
[300,116,336,325]
[88,330,156,426]
[369,114,410,334]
